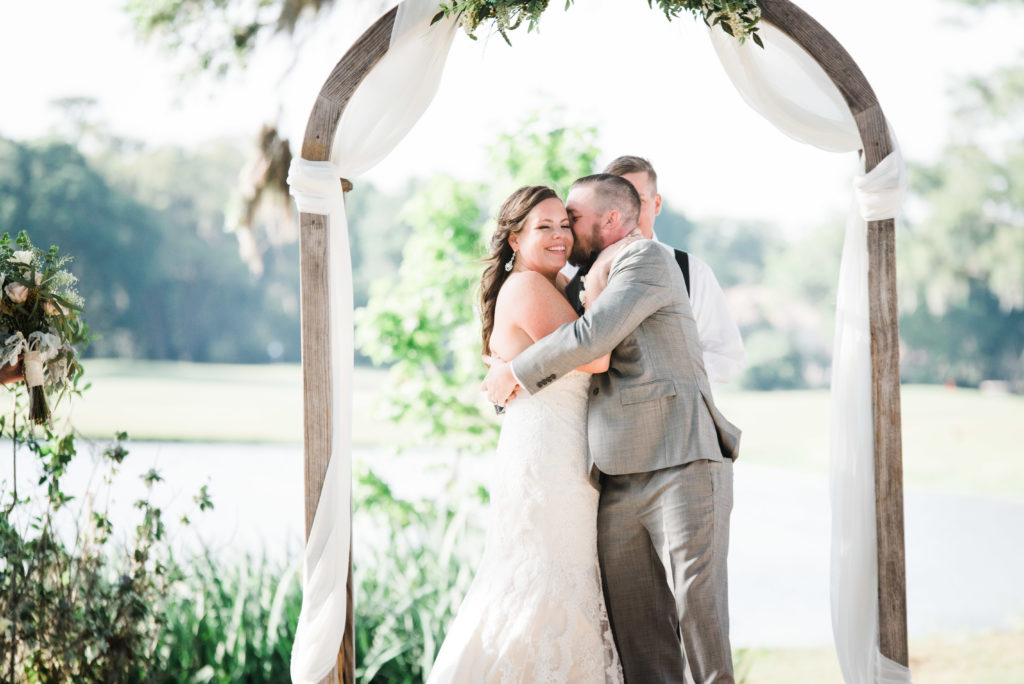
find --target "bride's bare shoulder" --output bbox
[497,270,561,304]
[496,271,575,331]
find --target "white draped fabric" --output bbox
[286,2,459,682]
[711,22,912,684]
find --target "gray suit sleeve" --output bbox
[512,240,675,394]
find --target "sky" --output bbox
[2,0,1021,236]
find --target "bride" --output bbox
[426,186,623,683]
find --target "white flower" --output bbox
[5,281,29,303]
[11,250,34,265]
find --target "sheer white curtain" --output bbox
[286,2,459,681]
[711,22,911,684]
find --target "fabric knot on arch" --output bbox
[285,1,912,683]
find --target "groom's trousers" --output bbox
[597,458,734,684]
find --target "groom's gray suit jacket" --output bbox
[512,239,740,475]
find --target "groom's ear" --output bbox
[604,209,621,232]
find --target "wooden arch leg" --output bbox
[300,212,355,684]
[761,0,910,668]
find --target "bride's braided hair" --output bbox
[480,185,560,355]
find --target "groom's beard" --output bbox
[568,243,597,269]
[569,221,601,268]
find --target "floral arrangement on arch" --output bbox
[434,0,763,46]
[0,232,86,424]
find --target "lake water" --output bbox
[3,439,1022,648]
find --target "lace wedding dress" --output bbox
[427,370,623,683]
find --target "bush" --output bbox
[1,428,175,682]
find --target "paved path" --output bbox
[4,441,1022,647]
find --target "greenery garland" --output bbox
[432,0,763,47]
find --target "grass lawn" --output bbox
[34,359,387,445]
[27,358,1024,502]
[741,630,1024,683]
[713,383,1024,501]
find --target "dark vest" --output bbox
[566,248,690,316]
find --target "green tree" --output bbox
[895,0,1024,387]
[0,135,306,362]
[899,141,1024,386]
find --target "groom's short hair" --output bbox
[571,174,641,229]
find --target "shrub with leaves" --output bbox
[0,428,177,682]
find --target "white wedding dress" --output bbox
[427,370,623,683]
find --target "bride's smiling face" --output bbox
[508,197,573,276]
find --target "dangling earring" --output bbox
[504,251,516,272]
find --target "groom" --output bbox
[483,174,740,683]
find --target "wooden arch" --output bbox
[297,2,908,681]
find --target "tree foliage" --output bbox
[0,135,303,363]
[125,0,371,75]
[896,0,1024,387]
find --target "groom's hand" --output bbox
[481,355,520,406]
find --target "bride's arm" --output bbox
[501,272,610,373]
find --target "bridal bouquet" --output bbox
[0,232,85,424]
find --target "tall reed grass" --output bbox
[152,465,486,683]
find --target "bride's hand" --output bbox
[0,359,25,386]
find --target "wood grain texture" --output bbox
[298,212,340,684]
[763,0,908,667]
[300,212,331,539]
[760,0,878,115]
[298,9,397,684]
[300,8,397,161]
[857,102,908,664]
[869,217,909,665]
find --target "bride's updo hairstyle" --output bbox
[480,185,560,355]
